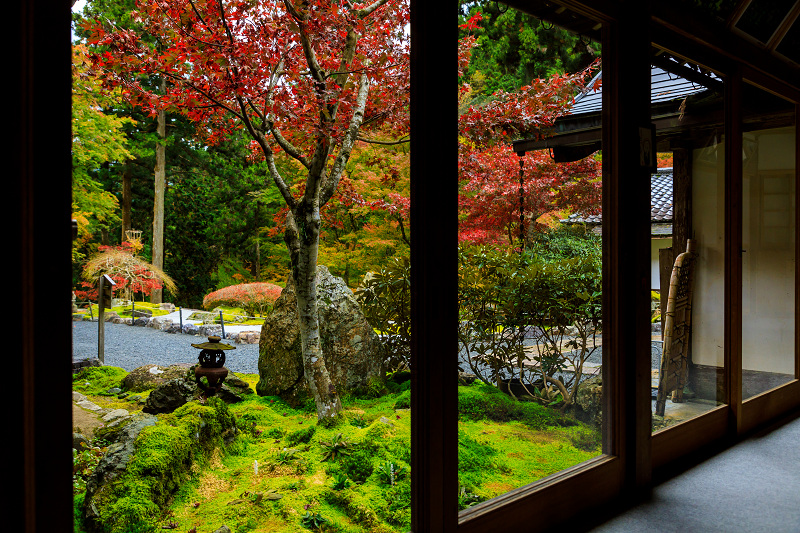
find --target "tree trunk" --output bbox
[151,80,166,304]
[285,201,342,421]
[121,161,132,242]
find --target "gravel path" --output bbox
[72,319,261,374]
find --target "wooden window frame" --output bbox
[11,0,800,531]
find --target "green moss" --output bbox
[87,398,237,533]
[342,446,374,483]
[76,378,596,532]
[457,383,572,429]
[73,366,128,396]
[286,425,316,446]
[392,390,410,409]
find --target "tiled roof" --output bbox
[565,167,673,229]
[650,168,673,222]
[570,66,717,115]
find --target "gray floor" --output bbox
[589,414,800,533]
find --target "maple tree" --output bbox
[203,282,283,317]
[85,0,410,421]
[264,138,410,286]
[458,13,601,247]
[81,242,178,301]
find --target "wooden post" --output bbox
[98,274,115,365]
[98,277,106,365]
[672,147,692,257]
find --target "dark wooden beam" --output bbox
[410,1,458,531]
[724,68,744,435]
[601,1,653,493]
[652,2,800,93]
[9,0,74,531]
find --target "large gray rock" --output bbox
[142,378,198,414]
[142,371,251,415]
[570,374,603,428]
[84,413,159,531]
[256,266,382,405]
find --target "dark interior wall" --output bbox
[10,1,74,530]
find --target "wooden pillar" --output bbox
[10,1,74,530]
[602,0,653,493]
[410,1,457,531]
[725,67,744,434]
[672,147,693,257]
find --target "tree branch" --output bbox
[353,0,391,18]
[356,135,410,146]
[321,72,370,206]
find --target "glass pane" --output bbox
[457,3,604,510]
[651,57,726,432]
[741,83,796,399]
[735,0,796,44]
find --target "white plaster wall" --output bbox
[651,237,672,290]
[690,141,726,369]
[741,127,795,374]
[690,127,796,375]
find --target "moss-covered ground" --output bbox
[73,369,600,532]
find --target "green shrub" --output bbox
[286,424,316,446]
[458,243,601,406]
[355,256,411,372]
[342,446,374,483]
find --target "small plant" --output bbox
[331,471,351,490]
[269,448,298,468]
[320,432,351,462]
[300,511,329,531]
[349,414,368,428]
[72,439,108,492]
[376,461,407,486]
[342,447,374,483]
[458,484,484,510]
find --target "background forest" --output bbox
[71,0,410,308]
[72,0,601,307]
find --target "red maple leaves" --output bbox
[458,14,601,246]
[84,0,410,161]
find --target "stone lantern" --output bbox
[191,335,235,397]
